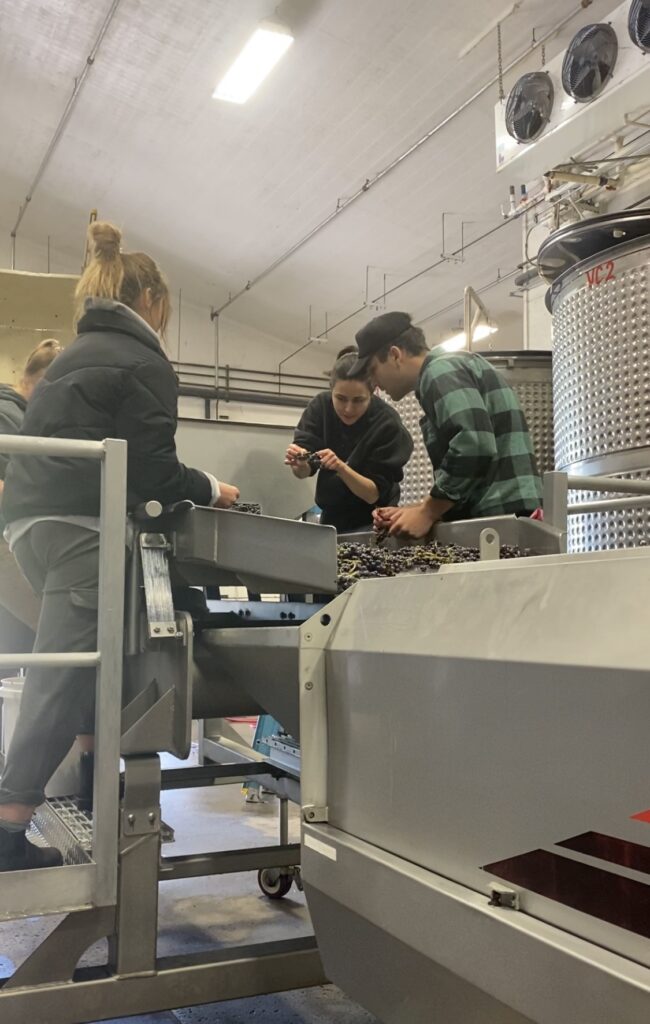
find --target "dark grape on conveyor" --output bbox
[231,502,262,515]
[336,539,525,592]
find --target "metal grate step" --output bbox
[28,798,174,865]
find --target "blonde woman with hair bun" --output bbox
[0,221,239,871]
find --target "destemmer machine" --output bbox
[1,434,650,1024]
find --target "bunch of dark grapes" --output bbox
[231,502,262,515]
[336,540,524,592]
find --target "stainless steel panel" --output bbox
[303,826,650,1024]
[165,505,337,593]
[310,550,650,970]
[305,889,532,1024]
[195,626,301,737]
[488,355,554,477]
[381,392,433,504]
[551,239,650,551]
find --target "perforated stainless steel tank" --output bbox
[385,351,554,505]
[542,211,650,551]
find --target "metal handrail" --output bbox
[0,435,105,458]
[171,362,325,402]
[566,473,650,496]
[543,470,650,550]
[0,652,100,668]
[0,432,127,916]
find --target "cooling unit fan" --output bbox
[629,0,650,52]
[562,22,619,102]
[505,71,555,144]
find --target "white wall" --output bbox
[175,419,316,520]
[167,295,329,377]
[1,230,332,379]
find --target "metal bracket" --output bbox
[479,527,500,560]
[302,804,329,823]
[139,532,176,639]
[122,806,159,836]
[624,111,650,131]
[542,471,568,553]
[488,884,520,910]
[441,212,465,264]
[120,755,162,837]
[121,612,193,759]
[464,285,493,352]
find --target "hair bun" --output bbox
[89,221,122,261]
[336,345,357,359]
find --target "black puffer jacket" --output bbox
[2,301,212,522]
[0,384,26,481]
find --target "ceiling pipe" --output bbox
[212,1,593,318]
[10,0,122,269]
[305,203,545,343]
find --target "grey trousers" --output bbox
[0,522,100,808]
[0,538,41,633]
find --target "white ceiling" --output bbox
[0,0,617,355]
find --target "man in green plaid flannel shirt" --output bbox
[348,311,542,539]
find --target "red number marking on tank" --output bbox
[586,260,616,287]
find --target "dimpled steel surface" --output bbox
[552,240,650,551]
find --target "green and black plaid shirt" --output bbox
[416,350,542,520]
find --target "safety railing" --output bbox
[0,434,127,919]
[543,470,650,551]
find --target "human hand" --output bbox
[285,443,307,466]
[387,503,437,539]
[372,506,399,531]
[316,448,342,472]
[215,482,240,508]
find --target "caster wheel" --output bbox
[258,868,293,899]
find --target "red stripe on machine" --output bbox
[557,832,650,874]
[631,810,650,824]
[483,849,650,939]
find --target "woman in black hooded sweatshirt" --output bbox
[285,348,413,532]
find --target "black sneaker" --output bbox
[0,827,63,871]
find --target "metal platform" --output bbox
[28,799,176,863]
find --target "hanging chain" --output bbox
[541,42,546,67]
[497,22,505,101]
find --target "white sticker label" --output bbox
[304,834,337,861]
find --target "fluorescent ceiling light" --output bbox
[214,22,293,104]
[439,323,498,352]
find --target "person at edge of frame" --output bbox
[0,338,63,648]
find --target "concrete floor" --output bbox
[0,751,378,1024]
